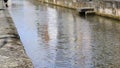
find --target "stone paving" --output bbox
[0,9,33,68]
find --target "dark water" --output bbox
[8,0,120,68]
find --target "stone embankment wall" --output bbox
[95,0,120,20]
[38,0,93,9]
[37,0,120,20]
[0,9,33,68]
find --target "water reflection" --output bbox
[8,0,120,68]
[86,15,120,68]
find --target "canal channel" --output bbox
[8,0,120,68]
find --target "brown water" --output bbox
[8,0,120,68]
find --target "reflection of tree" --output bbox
[44,24,49,43]
[37,23,49,43]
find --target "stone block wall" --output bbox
[95,0,120,20]
[38,0,93,9]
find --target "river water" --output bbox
[8,0,120,68]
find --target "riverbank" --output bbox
[37,0,120,20]
[0,9,33,67]
[96,12,120,21]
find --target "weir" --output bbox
[77,7,94,15]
